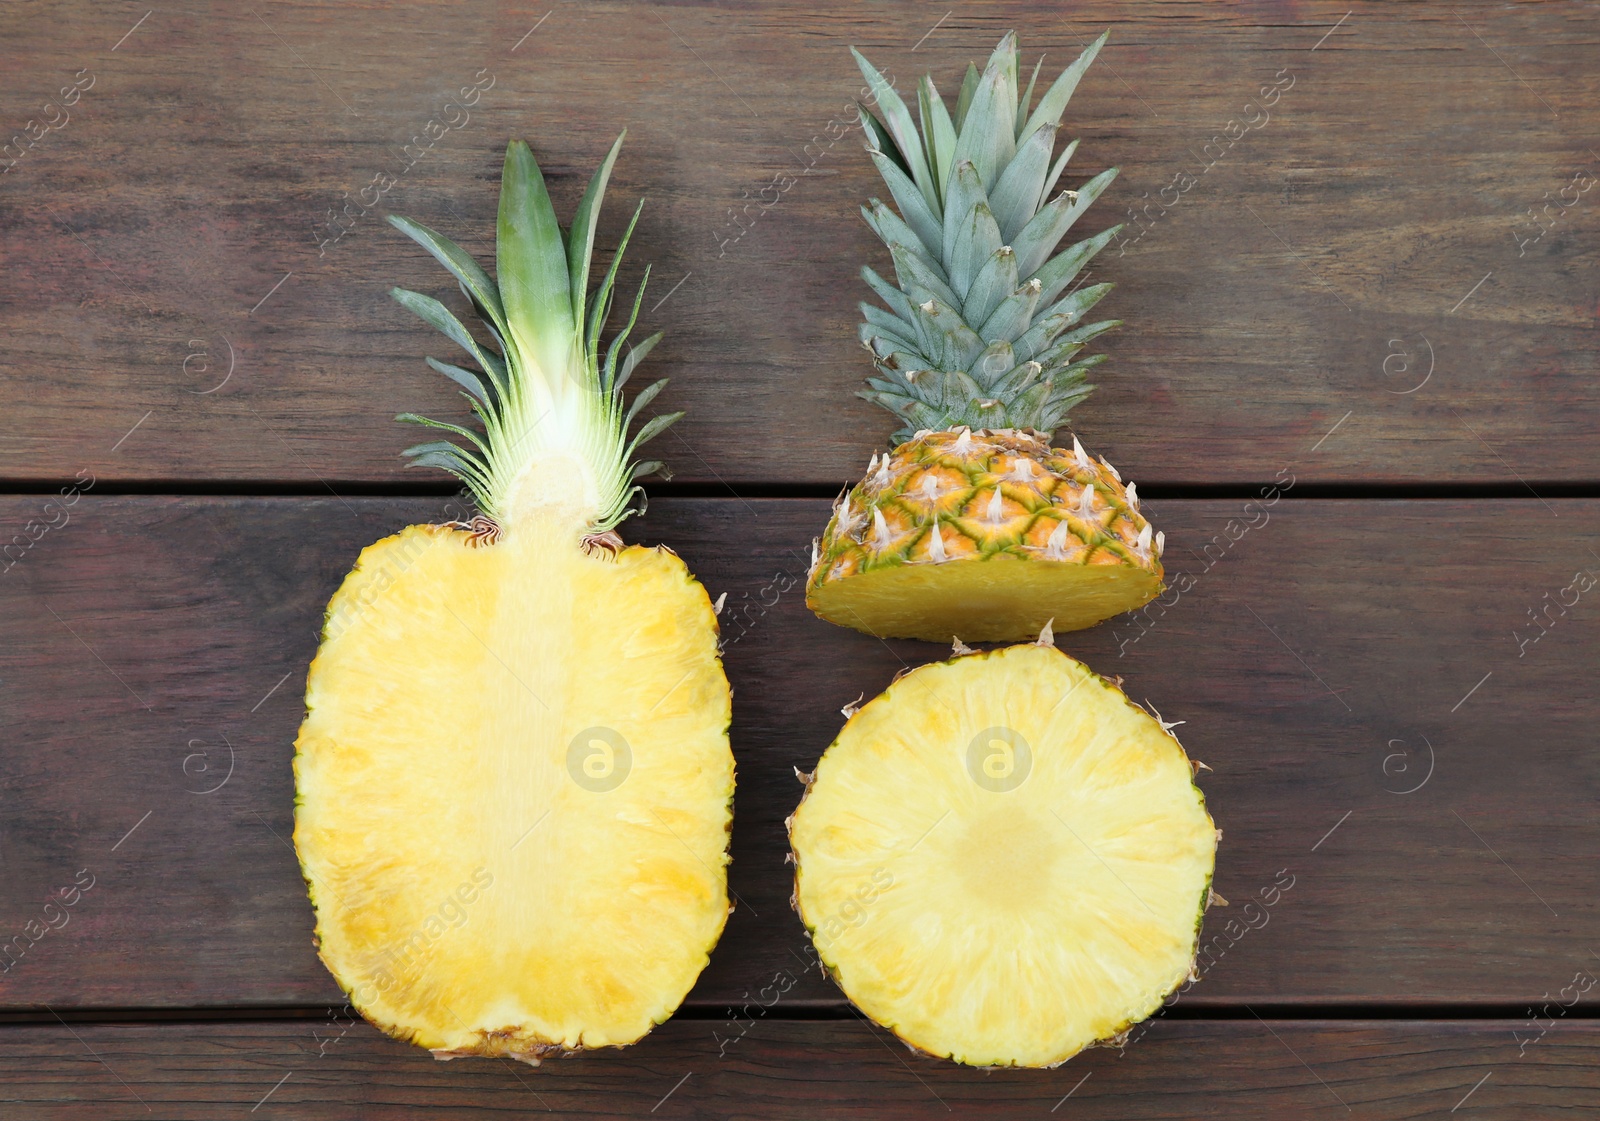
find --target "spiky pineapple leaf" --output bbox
[977,277,1042,344]
[862,266,919,323]
[860,320,922,363]
[989,124,1057,242]
[856,108,906,176]
[969,338,1016,389]
[986,356,1045,400]
[867,147,943,256]
[388,135,682,532]
[402,442,492,490]
[864,200,947,281]
[625,376,672,434]
[617,330,664,391]
[425,356,494,406]
[851,30,1122,443]
[1017,54,1045,137]
[1011,282,1114,361]
[1038,138,1080,211]
[396,413,492,457]
[567,131,627,339]
[888,244,961,310]
[917,75,958,191]
[497,140,573,378]
[950,34,1019,190]
[387,215,509,346]
[852,47,937,211]
[949,201,1003,299]
[625,410,684,458]
[861,301,917,342]
[954,62,981,132]
[1028,223,1121,307]
[1011,167,1118,277]
[940,161,987,272]
[603,262,652,391]
[1018,31,1108,148]
[1035,280,1115,331]
[1033,319,1122,368]
[588,199,646,373]
[961,246,1020,328]
[389,287,505,385]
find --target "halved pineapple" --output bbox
[789,641,1215,1067]
[296,527,731,1057]
[294,135,733,1061]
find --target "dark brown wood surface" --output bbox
[1,1,1597,486]
[0,1018,1593,1119]
[1,496,1595,1011]
[4,0,1598,1115]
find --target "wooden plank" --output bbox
[0,1017,1593,1118]
[1,495,1595,1010]
[1,2,1597,486]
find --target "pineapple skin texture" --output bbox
[807,428,1164,641]
[293,524,734,1063]
[788,643,1216,1068]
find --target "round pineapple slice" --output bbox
[789,642,1215,1068]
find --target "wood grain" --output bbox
[0,495,1595,1011]
[0,2,1596,486]
[0,1017,1591,1119]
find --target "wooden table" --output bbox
[2,2,1596,1116]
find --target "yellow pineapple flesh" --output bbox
[789,642,1215,1067]
[296,525,732,1059]
[807,427,1163,641]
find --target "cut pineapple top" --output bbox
[790,643,1214,1067]
[805,32,1163,642]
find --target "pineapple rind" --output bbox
[806,427,1163,640]
[294,524,734,1061]
[789,643,1215,1068]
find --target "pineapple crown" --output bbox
[852,31,1123,445]
[386,134,679,535]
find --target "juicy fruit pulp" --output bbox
[807,427,1163,641]
[296,525,733,1059]
[789,643,1215,1067]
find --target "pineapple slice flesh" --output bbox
[790,643,1214,1068]
[809,546,1161,642]
[295,524,733,1059]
